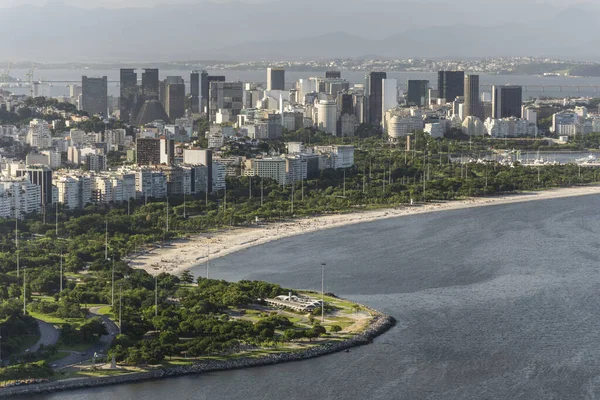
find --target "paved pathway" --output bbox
[27,319,59,353]
[51,306,119,369]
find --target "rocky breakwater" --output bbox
[0,312,395,397]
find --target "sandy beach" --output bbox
[129,186,600,276]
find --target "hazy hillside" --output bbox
[0,2,597,61]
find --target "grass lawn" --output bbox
[161,359,194,368]
[95,306,114,318]
[27,311,85,327]
[31,295,56,303]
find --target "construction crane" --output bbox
[0,62,12,84]
[25,64,36,97]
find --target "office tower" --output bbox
[338,93,354,115]
[16,166,53,207]
[190,71,200,113]
[438,71,465,102]
[492,85,523,119]
[267,68,285,91]
[119,69,138,122]
[136,137,161,165]
[407,80,429,106]
[200,71,209,112]
[162,76,186,120]
[326,71,342,79]
[317,100,338,135]
[209,81,243,123]
[81,76,108,116]
[382,79,398,130]
[160,137,175,165]
[142,68,159,101]
[366,72,387,126]
[205,75,226,116]
[464,74,480,118]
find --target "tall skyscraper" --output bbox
[142,68,159,101]
[162,76,186,120]
[366,72,387,126]
[382,79,398,129]
[81,76,108,116]
[200,70,209,113]
[205,75,225,116]
[438,71,465,102]
[190,71,200,113]
[326,71,341,79]
[464,74,480,118]
[492,85,523,119]
[119,69,138,122]
[267,68,285,91]
[338,93,354,116]
[407,80,429,106]
[209,81,244,123]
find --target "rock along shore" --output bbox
[0,311,395,397]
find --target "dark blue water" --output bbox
[31,194,600,399]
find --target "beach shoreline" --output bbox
[129,186,600,277]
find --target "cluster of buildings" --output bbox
[550,106,600,136]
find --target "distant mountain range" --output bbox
[0,2,599,61]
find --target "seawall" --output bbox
[0,313,395,397]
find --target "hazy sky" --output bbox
[0,0,586,7]
[0,0,239,6]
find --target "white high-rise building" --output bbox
[56,176,80,209]
[382,79,398,130]
[316,100,337,135]
[314,145,355,169]
[27,119,52,149]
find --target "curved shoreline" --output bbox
[129,185,600,277]
[0,308,395,397]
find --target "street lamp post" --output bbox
[111,255,115,308]
[60,251,63,295]
[23,267,26,315]
[321,263,326,323]
[104,221,108,260]
[119,284,123,335]
[166,197,169,232]
[155,273,158,317]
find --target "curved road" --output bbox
[27,319,59,353]
[51,307,119,369]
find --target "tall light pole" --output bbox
[249,177,252,200]
[261,180,264,207]
[183,191,186,219]
[154,272,158,317]
[118,284,123,335]
[321,263,326,323]
[59,251,63,295]
[104,221,108,260]
[23,267,26,315]
[111,255,115,308]
[166,197,169,232]
[55,202,58,236]
[15,217,19,279]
